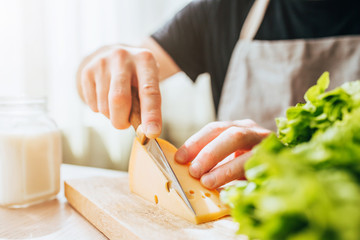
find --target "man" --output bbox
[77,0,360,189]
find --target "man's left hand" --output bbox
[174,119,270,189]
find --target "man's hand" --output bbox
[76,38,180,138]
[175,119,271,189]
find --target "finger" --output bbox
[108,71,132,129]
[200,151,252,189]
[135,51,162,138]
[189,126,265,178]
[81,67,98,112]
[107,48,134,128]
[233,119,258,128]
[94,59,110,118]
[233,119,271,137]
[175,121,233,164]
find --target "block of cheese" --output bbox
[129,137,230,224]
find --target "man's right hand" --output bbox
[77,38,180,138]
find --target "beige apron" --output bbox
[218,0,360,131]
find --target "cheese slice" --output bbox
[128,137,230,224]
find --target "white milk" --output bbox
[0,130,61,207]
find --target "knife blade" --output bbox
[145,138,196,215]
[129,87,196,215]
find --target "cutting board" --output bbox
[64,176,247,240]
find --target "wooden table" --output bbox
[0,164,121,240]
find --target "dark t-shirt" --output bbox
[151,0,360,112]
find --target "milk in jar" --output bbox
[0,97,62,207]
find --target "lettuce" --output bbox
[221,73,360,240]
[277,72,360,147]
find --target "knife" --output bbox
[129,87,196,216]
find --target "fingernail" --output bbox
[175,148,187,163]
[201,174,216,189]
[145,122,160,138]
[189,162,201,178]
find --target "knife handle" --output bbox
[129,87,149,145]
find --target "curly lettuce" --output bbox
[277,72,360,147]
[221,73,360,240]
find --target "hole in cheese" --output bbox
[186,193,195,199]
[165,181,170,192]
[154,195,158,204]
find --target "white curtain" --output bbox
[0,0,215,170]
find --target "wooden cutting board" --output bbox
[64,176,247,240]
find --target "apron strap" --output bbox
[239,0,270,40]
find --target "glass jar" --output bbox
[0,97,62,208]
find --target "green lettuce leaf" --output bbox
[277,72,360,147]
